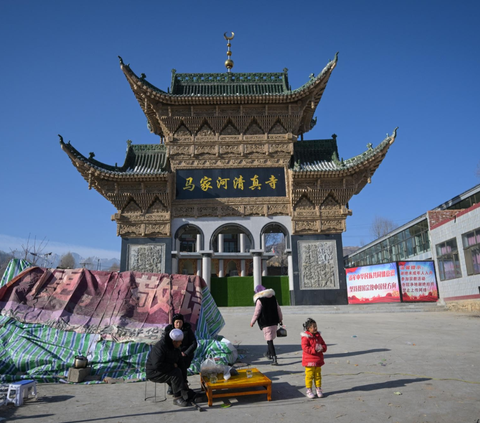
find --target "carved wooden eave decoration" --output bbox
[289,129,398,235]
[60,136,172,238]
[118,53,338,138]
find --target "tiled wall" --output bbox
[429,207,480,301]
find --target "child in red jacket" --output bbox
[301,317,327,399]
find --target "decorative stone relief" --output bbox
[221,122,240,135]
[244,205,265,215]
[245,144,265,154]
[295,220,318,232]
[196,123,214,136]
[173,207,195,217]
[298,240,338,290]
[269,122,287,134]
[123,200,142,214]
[128,243,166,273]
[321,220,345,232]
[195,145,215,155]
[295,196,315,210]
[245,122,264,135]
[175,124,191,136]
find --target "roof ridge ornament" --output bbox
[224,32,234,72]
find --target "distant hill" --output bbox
[0,250,120,271]
[343,246,360,258]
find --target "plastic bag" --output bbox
[223,366,231,381]
[200,357,217,376]
[200,356,225,376]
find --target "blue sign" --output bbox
[176,167,286,199]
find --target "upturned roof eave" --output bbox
[119,54,337,106]
[292,128,398,177]
[59,136,169,180]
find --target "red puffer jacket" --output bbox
[301,331,327,367]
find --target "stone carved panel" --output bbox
[298,240,338,290]
[295,196,315,210]
[128,243,166,273]
[196,123,215,136]
[197,207,218,217]
[321,220,345,232]
[269,143,291,154]
[195,145,216,155]
[175,124,191,136]
[295,220,318,232]
[173,206,195,217]
[245,205,265,215]
[269,122,287,134]
[245,122,264,135]
[220,145,241,155]
[145,224,169,236]
[245,144,265,154]
[123,201,142,214]
[221,122,240,135]
[170,145,192,156]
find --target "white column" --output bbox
[171,251,178,274]
[241,260,246,277]
[218,234,224,253]
[240,233,246,253]
[261,233,266,251]
[196,259,201,277]
[262,259,268,276]
[200,251,213,289]
[251,250,263,289]
[196,234,202,252]
[219,259,224,277]
[286,248,294,291]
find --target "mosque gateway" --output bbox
[61,35,397,305]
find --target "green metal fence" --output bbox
[210,276,290,307]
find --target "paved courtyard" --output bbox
[1,304,479,423]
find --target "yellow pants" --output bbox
[305,366,322,389]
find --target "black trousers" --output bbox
[148,367,188,398]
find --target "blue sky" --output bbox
[1,0,479,259]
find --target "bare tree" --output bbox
[370,216,396,240]
[0,251,14,278]
[19,234,51,266]
[109,262,120,272]
[59,252,76,269]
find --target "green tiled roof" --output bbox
[170,70,291,96]
[291,138,340,170]
[59,137,169,175]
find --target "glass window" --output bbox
[462,228,480,276]
[436,238,462,281]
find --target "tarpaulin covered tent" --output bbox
[0,261,236,383]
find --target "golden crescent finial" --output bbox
[224,32,235,41]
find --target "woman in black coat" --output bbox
[162,313,197,394]
[163,313,198,370]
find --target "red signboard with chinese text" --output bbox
[398,261,438,302]
[345,263,400,304]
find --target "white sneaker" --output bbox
[306,388,315,399]
[316,387,323,398]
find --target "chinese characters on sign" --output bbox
[176,168,286,199]
[398,261,438,302]
[345,263,400,304]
